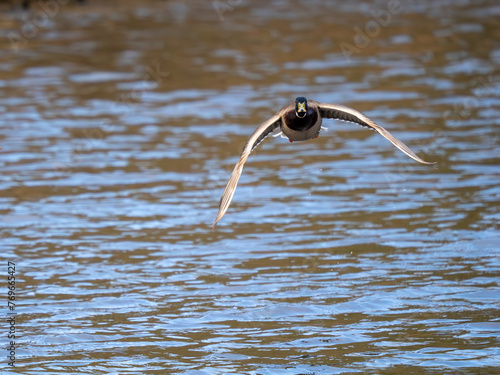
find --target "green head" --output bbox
[295,97,308,118]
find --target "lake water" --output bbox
[1,0,499,373]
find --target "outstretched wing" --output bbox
[213,113,282,229]
[316,102,435,165]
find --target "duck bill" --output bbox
[296,102,307,118]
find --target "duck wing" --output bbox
[316,102,435,165]
[213,112,284,229]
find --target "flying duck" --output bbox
[213,97,435,229]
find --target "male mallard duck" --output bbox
[213,97,435,229]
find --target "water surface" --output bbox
[0,0,499,373]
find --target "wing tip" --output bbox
[418,158,437,165]
[416,155,437,166]
[212,213,223,230]
[425,160,438,169]
[416,159,438,168]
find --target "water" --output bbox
[1,0,499,373]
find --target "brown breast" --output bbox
[284,108,318,131]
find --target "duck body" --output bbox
[212,96,436,229]
[281,103,322,141]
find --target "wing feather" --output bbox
[213,113,282,229]
[317,102,435,165]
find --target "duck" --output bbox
[213,97,435,229]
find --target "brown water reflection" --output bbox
[1,0,499,374]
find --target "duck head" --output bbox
[295,97,308,118]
